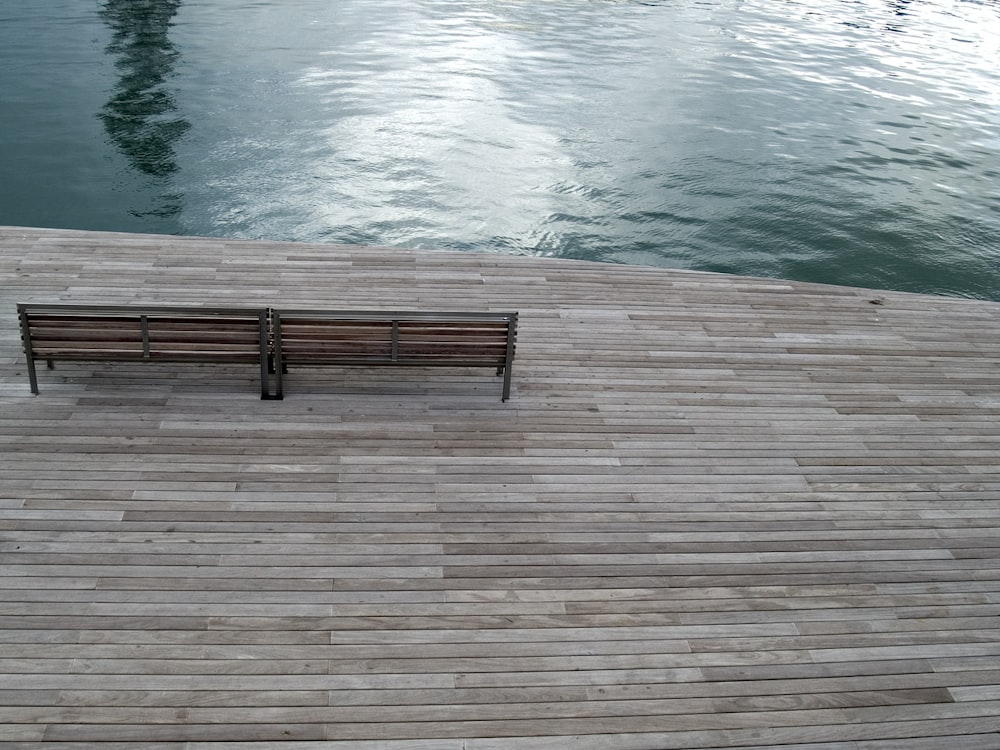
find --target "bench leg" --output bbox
[261,362,283,400]
[259,345,278,399]
[272,365,284,400]
[501,364,512,402]
[270,352,284,400]
[26,357,39,395]
[260,355,287,400]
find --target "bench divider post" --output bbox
[258,309,274,400]
[270,309,284,400]
[502,313,517,402]
[140,315,150,358]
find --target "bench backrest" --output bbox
[19,304,269,361]
[18,304,271,396]
[271,310,517,400]
[272,311,515,365]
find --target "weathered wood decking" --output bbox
[1,225,999,749]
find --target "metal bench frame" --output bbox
[18,305,518,401]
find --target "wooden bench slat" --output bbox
[282,333,393,342]
[29,335,145,345]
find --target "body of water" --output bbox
[2,0,999,299]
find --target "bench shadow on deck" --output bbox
[1,226,999,749]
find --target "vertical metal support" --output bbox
[270,310,284,400]
[140,315,150,358]
[17,305,39,395]
[501,313,517,402]
[258,309,273,400]
[27,355,40,394]
[391,320,399,362]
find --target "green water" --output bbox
[2,0,999,299]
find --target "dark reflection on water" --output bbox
[99,0,187,214]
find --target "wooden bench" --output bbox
[17,304,273,399]
[270,309,517,401]
[18,305,519,401]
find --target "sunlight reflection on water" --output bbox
[1,0,998,298]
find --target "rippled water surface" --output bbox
[2,0,999,298]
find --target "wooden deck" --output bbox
[1,225,999,749]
